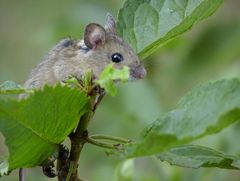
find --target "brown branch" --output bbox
[19,168,25,181]
[68,114,92,181]
[57,86,105,181]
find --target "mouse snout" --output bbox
[130,64,146,80]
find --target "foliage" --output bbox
[118,79,240,158]
[158,145,240,169]
[0,85,90,175]
[96,64,130,96]
[0,0,240,180]
[117,0,224,59]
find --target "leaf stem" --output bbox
[89,134,131,143]
[85,137,124,150]
[0,89,33,95]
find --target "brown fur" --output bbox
[23,14,146,89]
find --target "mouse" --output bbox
[18,13,147,181]
[23,13,146,90]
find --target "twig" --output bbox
[65,161,74,181]
[56,145,69,181]
[19,168,25,181]
[85,136,124,150]
[56,77,105,181]
[64,86,105,181]
[67,114,92,181]
[89,134,131,143]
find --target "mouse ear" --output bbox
[105,13,116,34]
[84,23,106,49]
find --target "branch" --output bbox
[19,168,25,181]
[85,136,124,150]
[89,134,131,143]
[67,114,92,181]
[57,85,105,181]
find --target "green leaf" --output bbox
[158,145,240,169]
[0,81,27,94]
[119,78,240,157]
[0,85,89,175]
[117,0,224,59]
[96,64,130,96]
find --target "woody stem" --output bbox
[64,88,105,181]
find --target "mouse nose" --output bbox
[130,64,146,79]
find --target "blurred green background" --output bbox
[0,0,240,180]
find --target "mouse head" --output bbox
[82,13,146,80]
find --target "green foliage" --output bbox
[117,0,224,59]
[116,79,240,159]
[96,64,130,96]
[0,0,239,180]
[159,145,240,169]
[0,84,89,175]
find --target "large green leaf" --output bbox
[0,85,89,175]
[119,78,240,157]
[158,145,240,169]
[117,0,224,59]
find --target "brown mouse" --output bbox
[23,13,146,90]
[18,14,147,180]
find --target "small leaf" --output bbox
[96,64,130,96]
[117,78,240,157]
[82,70,94,89]
[0,161,9,177]
[63,76,82,89]
[0,84,90,174]
[0,81,26,94]
[117,0,224,59]
[158,145,240,169]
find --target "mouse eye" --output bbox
[111,53,123,63]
